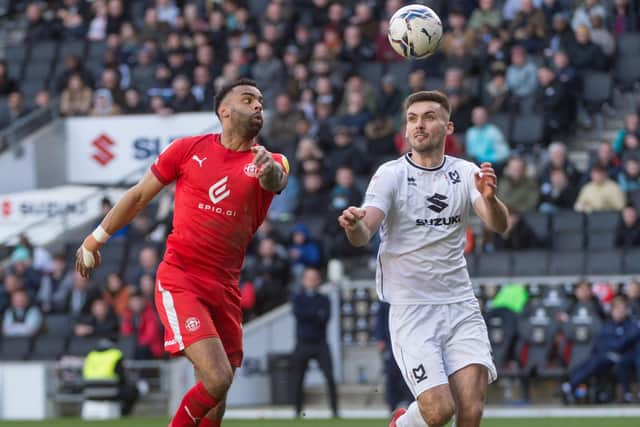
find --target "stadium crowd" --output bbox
[0,0,640,402]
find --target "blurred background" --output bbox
[0,0,640,423]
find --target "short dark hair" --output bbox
[404,90,451,117]
[213,78,258,118]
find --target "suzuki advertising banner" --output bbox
[66,113,220,184]
[0,186,125,245]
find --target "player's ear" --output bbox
[219,102,230,119]
[446,120,455,136]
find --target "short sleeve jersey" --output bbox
[150,133,288,291]
[363,154,480,304]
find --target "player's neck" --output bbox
[220,131,254,151]
[410,150,445,169]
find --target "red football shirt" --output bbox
[150,133,288,292]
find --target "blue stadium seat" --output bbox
[31,335,67,360]
[512,250,549,276]
[476,252,511,277]
[0,337,32,361]
[548,251,584,275]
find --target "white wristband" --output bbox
[92,226,111,243]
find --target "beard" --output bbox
[409,131,445,155]
[231,109,263,140]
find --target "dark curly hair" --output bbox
[213,78,258,118]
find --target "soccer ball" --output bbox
[388,5,443,59]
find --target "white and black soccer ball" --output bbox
[388,5,443,59]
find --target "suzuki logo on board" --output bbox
[91,134,116,166]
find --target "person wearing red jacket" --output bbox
[120,290,164,359]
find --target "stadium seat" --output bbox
[540,286,570,316]
[0,336,32,361]
[67,336,102,357]
[615,57,640,92]
[383,62,412,91]
[485,308,518,370]
[464,253,476,277]
[523,212,550,244]
[58,40,86,59]
[30,335,67,361]
[623,249,640,274]
[29,41,59,63]
[476,252,511,277]
[489,113,512,141]
[23,62,52,82]
[562,304,602,371]
[585,248,623,275]
[356,62,383,84]
[548,251,584,275]
[512,250,549,276]
[616,33,640,58]
[517,304,556,375]
[43,314,73,337]
[581,72,612,112]
[116,334,137,360]
[585,231,616,251]
[425,77,445,92]
[585,211,619,233]
[87,41,108,60]
[511,114,544,147]
[552,232,584,250]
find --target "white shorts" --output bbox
[389,298,497,397]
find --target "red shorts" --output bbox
[154,261,243,367]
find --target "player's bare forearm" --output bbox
[345,220,372,247]
[479,196,509,234]
[259,163,287,193]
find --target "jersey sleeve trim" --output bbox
[150,163,171,185]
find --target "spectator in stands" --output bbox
[0,273,23,314]
[60,74,93,117]
[191,65,213,110]
[38,253,73,314]
[567,25,606,72]
[58,2,86,40]
[120,289,163,359]
[468,0,502,32]
[56,272,100,318]
[291,267,338,418]
[508,0,547,53]
[615,205,640,248]
[252,42,285,108]
[482,69,511,114]
[25,3,55,41]
[489,210,545,250]
[253,237,290,314]
[444,67,474,132]
[465,106,510,170]
[34,89,51,110]
[0,91,30,129]
[89,89,121,116]
[364,114,397,165]
[572,0,607,31]
[377,74,403,121]
[10,247,40,295]
[2,290,42,337]
[338,75,377,119]
[441,10,475,63]
[551,50,580,101]
[375,301,412,413]
[87,0,108,41]
[128,246,159,286]
[536,66,572,142]
[506,45,538,104]
[337,91,372,137]
[16,234,52,274]
[74,298,119,340]
[611,0,638,34]
[589,12,615,58]
[375,19,400,63]
[339,24,375,65]
[99,67,125,106]
[168,75,198,113]
[562,297,638,403]
[575,164,626,212]
[614,113,640,156]
[547,12,576,55]
[296,172,330,218]
[561,279,607,321]
[540,142,583,188]
[106,0,126,35]
[288,223,322,281]
[131,47,157,96]
[626,279,640,317]
[0,60,18,96]
[591,141,622,181]
[326,126,368,177]
[122,88,146,114]
[539,168,579,213]
[102,273,130,318]
[497,156,540,212]
[138,273,155,302]
[264,93,305,154]
[618,156,640,194]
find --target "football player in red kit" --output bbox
[75,78,288,427]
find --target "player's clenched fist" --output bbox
[75,226,109,278]
[338,206,366,230]
[251,145,276,177]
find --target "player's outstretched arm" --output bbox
[472,162,509,234]
[75,170,165,277]
[338,206,385,247]
[251,146,288,193]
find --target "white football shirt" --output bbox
[363,154,481,304]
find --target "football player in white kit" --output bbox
[338,91,509,427]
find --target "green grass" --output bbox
[0,418,639,427]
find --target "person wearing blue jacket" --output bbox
[291,267,338,418]
[288,223,322,281]
[375,301,412,413]
[562,296,640,402]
